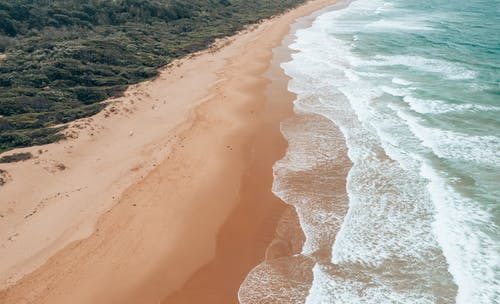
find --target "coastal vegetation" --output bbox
[0,0,305,152]
[0,151,32,163]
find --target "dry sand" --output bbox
[0,1,337,303]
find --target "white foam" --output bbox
[239,255,315,304]
[306,264,438,304]
[253,0,499,302]
[282,18,456,303]
[398,110,500,165]
[362,55,477,80]
[357,71,389,78]
[312,0,392,35]
[403,95,499,114]
[421,164,500,303]
[380,85,415,97]
[366,18,434,31]
[271,108,351,256]
[392,77,413,85]
[286,0,450,267]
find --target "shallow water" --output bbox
[240,0,500,302]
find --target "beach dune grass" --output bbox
[0,151,32,163]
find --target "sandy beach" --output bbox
[0,1,337,303]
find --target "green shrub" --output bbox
[0,0,307,152]
[0,152,32,163]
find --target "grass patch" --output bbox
[0,151,32,163]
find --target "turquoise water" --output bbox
[240,0,499,303]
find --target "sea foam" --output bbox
[240,0,500,302]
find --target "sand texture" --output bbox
[0,1,337,303]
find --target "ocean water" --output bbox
[239,0,500,303]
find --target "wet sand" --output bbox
[0,1,337,303]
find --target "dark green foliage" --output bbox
[0,151,32,163]
[0,0,306,153]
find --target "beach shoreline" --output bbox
[163,3,341,302]
[0,1,338,303]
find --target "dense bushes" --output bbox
[0,0,306,152]
[0,151,32,163]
